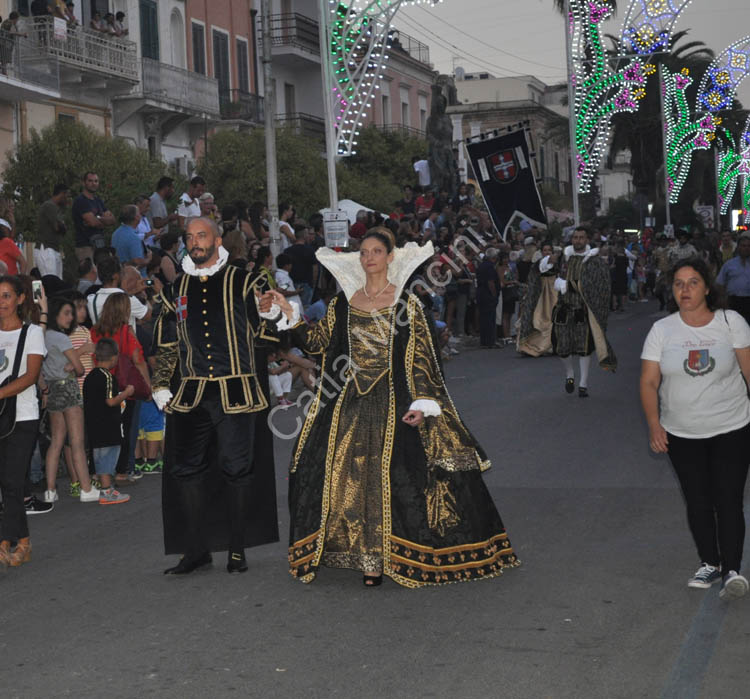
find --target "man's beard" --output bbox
[189,244,216,265]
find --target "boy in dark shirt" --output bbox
[83,339,133,505]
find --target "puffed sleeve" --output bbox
[287,296,339,355]
[407,296,488,472]
[152,290,179,392]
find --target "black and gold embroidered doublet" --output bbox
[153,264,277,414]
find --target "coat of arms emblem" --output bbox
[683,349,715,377]
[488,150,518,184]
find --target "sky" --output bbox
[395,0,750,104]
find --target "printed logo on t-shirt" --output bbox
[684,349,715,377]
[0,349,7,372]
[175,295,188,322]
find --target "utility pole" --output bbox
[317,0,339,210]
[564,0,580,226]
[261,0,281,260]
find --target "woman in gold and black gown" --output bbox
[265,229,519,588]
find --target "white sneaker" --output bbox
[43,489,58,503]
[719,571,749,600]
[79,486,101,503]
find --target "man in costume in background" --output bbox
[152,217,282,575]
[551,227,616,397]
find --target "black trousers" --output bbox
[170,385,256,555]
[171,386,256,485]
[0,420,39,542]
[729,296,750,327]
[478,297,497,346]
[667,423,750,572]
[116,400,136,475]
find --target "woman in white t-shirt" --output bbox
[640,258,750,600]
[0,276,46,570]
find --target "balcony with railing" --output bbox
[27,17,138,84]
[388,30,431,66]
[276,112,325,140]
[220,89,264,124]
[141,58,220,118]
[265,13,320,64]
[375,124,426,139]
[0,33,61,100]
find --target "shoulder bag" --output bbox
[0,324,30,439]
[114,325,151,401]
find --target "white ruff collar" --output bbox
[564,244,599,261]
[316,242,435,302]
[182,246,229,277]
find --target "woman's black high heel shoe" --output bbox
[363,574,383,587]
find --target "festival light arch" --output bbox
[697,36,750,113]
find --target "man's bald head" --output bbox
[186,216,222,268]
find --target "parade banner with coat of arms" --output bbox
[465,124,547,239]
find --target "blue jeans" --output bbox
[298,283,313,309]
[94,446,121,476]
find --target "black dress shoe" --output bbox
[578,387,589,398]
[163,552,212,575]
[565,378,575,394]
[227,552,248,574]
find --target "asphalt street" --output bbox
[2,299,749,699]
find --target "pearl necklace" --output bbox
[362,281,391,300]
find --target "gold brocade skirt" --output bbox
[320,375,389,574]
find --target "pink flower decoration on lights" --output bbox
[699,115,715,130]
[623,63,644,84]
[675,74,690,90]
[614,89,637,110]
[694,134,710,148]
[588,2,610,24]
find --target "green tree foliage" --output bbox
[201,125,427,219]
[2,120,177,246]
[337,126,428,213]
[199,128,329,217]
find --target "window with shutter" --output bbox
[192,23,206,75]
[212,29,230,93]
[139,0,159,61]
[236,39,249,94]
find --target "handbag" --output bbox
[114,325,151,401]
[0,324,30,439]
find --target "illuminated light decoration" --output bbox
[570,0,653,192]
[740,116,750,216]
[322,0,442,157]
[697,37,750,113]
[716,128,742,215]
[619,0,692,57]
[661,66,719,204]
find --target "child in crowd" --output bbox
[64,292,94,496]
[135,400,164,474]
[41,297,99,504]
[268,350,294,407]
[83,339,132,505]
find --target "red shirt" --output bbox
[350,222,367,239]
[90,324,143,367]
[0,237,22,275]
[415,195,435,219]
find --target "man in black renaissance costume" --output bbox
[152,217,284,575]
[551,226,616,397]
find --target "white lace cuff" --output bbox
[152,389,173,412]
[410,399,441,417]
[259,302,301,330]
[554,278,568,295]
[539,255,554,274]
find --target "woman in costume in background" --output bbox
[517,241,560,357]
[265,228,518,588]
